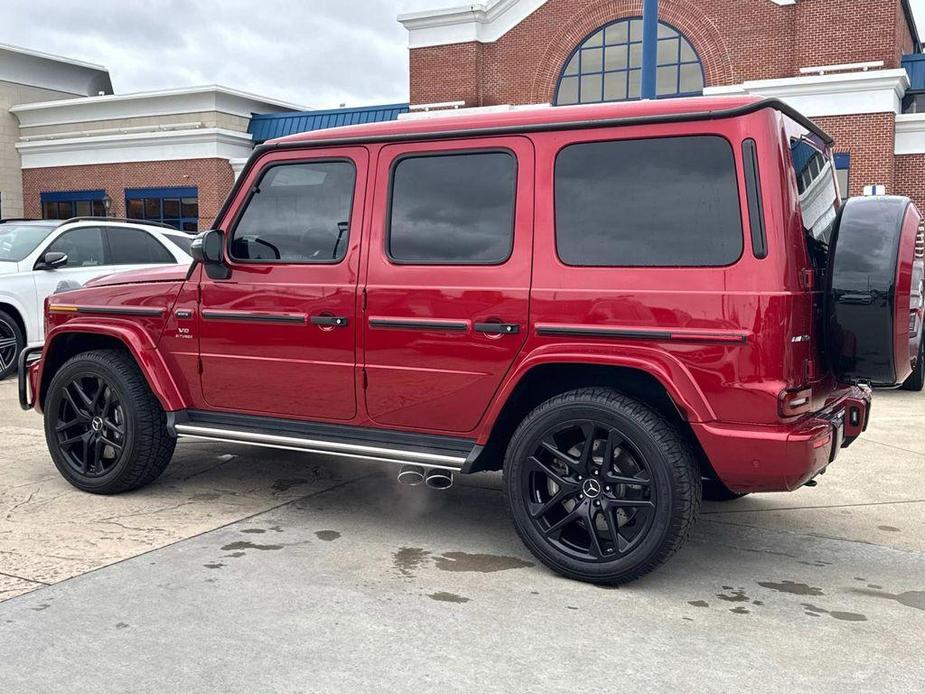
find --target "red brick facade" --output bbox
[22,159,235,229]
[410,0,914,107]
[814,113,897,198]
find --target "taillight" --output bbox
[779,387,812,418]
[915,223,924,259]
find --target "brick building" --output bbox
[399,0,925,209]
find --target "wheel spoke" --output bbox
[91,437,104,470]
[80,435,90,473]
[0,337,15,350]
[103,419,125,436]
[585,505,604,558]
[526,455,572,489]
[601,507,623,554]
[605,498,655,510]
[542,502,584,539]
[539,440,580,469]
[530,486,574,519]
[63,387,89,421]
[100,436,123,454]
[605,473,651,487]
[578,422,596,469]
[59,432,86,447]
[71,381,94,410]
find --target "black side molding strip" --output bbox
[370,318,468,332]
[536,325,747,344]
[742,138,768,259]
[201,310,306,325]
[47,305,165,317]
[213,98,833,229]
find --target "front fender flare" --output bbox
[36,319,186,413]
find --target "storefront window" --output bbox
[40,190,106,220]
[125,187,199,232]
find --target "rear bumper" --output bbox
[693,385,871,493]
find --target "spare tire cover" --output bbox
[826,196,924,386]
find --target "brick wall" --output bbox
[22,159,235,229]
[410,0,912,107]
[894,155,925,212]
[812,114,897,198]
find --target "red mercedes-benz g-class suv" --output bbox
[19,96,925,585]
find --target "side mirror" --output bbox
[36,251,68,270]
[191,229,230,280]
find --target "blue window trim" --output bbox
[124,186,199,232]
[834,153,851,170]
[553,9,704,106]
[41,190,105,203]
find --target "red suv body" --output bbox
[20,96,923,584]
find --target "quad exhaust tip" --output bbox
[397,466,454,490]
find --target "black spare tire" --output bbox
[826,196,925,386]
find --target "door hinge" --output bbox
[362,368,368,389]
[361,287,368,312]
[197,357,203,375]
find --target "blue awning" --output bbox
[249,103,410,144]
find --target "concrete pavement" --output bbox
[0,377,923,692]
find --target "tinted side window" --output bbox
[790,137,838,277]
[46,228,106,267]
[555,135,743,266]
[230,161,356,263]
[164,234,193,256]
[388,151,516,264]
[107,228,174,265]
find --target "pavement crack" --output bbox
[703,498,925,515]
[0,570,49,586]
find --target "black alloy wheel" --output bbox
[505,388,700,585]
[0,311,23,380]
[54,374,126,478]
[521,420,657,561]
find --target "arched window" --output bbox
[554,18,704,105]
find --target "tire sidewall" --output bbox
[44,356,140,492]
[505,399,680,581]
[0,310,23,380]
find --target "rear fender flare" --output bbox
[38,320,185,412]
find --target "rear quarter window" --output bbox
[555,135,743,267]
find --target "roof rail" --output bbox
[0,217,42,223]
[62,216,183,231]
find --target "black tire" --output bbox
[44,349,175,494]
[0,309,24,381]
[902,340,924,391]
[504,387,701,585]
[702,478,748,502]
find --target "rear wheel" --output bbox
[902,340,924,391]
[44,349,175,494]
[504,388,700,585]
[0,309,23,381]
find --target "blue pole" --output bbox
[641,0,659,99]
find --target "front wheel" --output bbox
[0,309,24,380]
[504,388,701,585]
[44,349,176,494]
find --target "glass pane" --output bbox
[163,198,181,218]
[628,69,642,99]
[836,167,850,200]
[580,74,603,103]
[604,45,628,71]
[658,23,677,39]
[581,47,603,74]
[91,200,106,216]
[231,161,357,263]
[108,227,174,264]
[181,197,198,217]
[656,65,678,96]
[47,227,105,267]
[144,198,160,219]
[563,54,579,76]
[680,39,698,63]
[126,199,144,219]
[555,136,744,267]
[182,221,198,232]
[42,202,53,219]
[657,38,679,66]
[389,152,515,264]
[629,19,643,41]
[679,63,704,93]
[584,29,604,47]
[604,21,628,45]
[556,76,579,105]
[75,200,92,216]
[629,42,643,69]
[604,72,628,101]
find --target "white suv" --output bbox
[0,218,193,379]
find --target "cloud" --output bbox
[0,0,435,108]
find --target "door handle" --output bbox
[310,315,349,328]
[474,322,520,335]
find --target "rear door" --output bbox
[362,137,533,434]
[197,147,367,421]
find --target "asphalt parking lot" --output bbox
[1,376,923,693]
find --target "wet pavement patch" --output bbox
[716,588,750,603]
[850,588,925,611]
[272,478,309,492]
[393,547,431,578]
[190,493,221,501]
[433,552,534,573]
[315,530,341,542]
[688,600,709,608]
[877,526,901,532]
[220,541,284,552]
[203,563,225,570]
[241,529,266,535]
[801,603,867,622]
[115,623,129,629]
[757,580,824,596]
[427,591,470,604]
[730,606,750,615]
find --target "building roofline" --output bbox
[901,0,922,53]
[250,102,409,119]
[9,84,309,114]
[0,41,108,72]
[398,0,547,48]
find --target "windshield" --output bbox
[0,223,57,262]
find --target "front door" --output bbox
[363,137,533,434]
[197,147,367,421]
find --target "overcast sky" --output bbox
[3,0,925,110]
